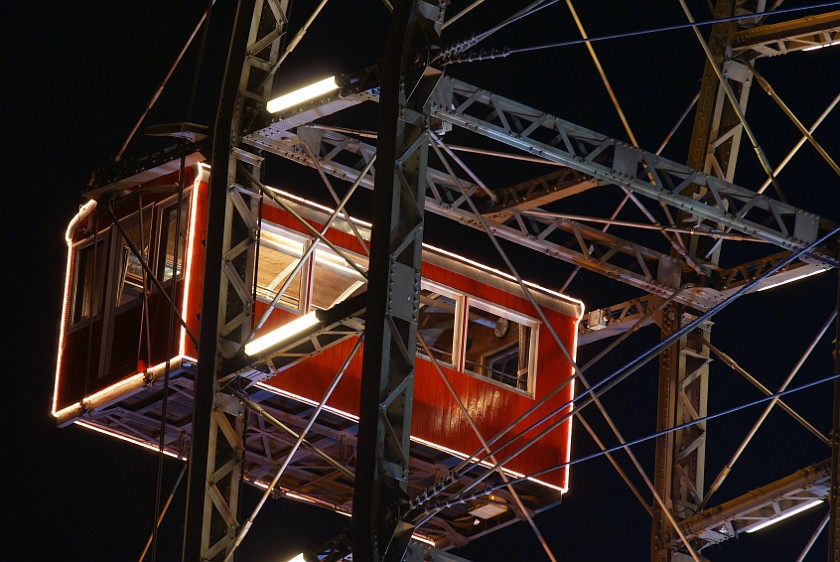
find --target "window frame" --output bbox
[416,280,463,370]
[112,204,154,310]
[460,295,539,397]
[256,223,313,315]
[153,193,191,287]
[309,243,368,311]
[69,231,109,328]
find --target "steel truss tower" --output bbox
[167,0,840,560]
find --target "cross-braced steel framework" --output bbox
[71,1,840,561]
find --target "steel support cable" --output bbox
[441,1,840,64]
[759,91,839,194]
[115,6,211,161]
[564,0,702,276]
[521,210,769,242]
[424,132,705,559]
[701,336,831,446]
[244,156,375,346]
[431,131,681,475]
[677,0,788,203]
[417,334,559,562]
[223,336,362,562]
[430,274,683,502]
[564,0,637,148]
[302,143,371,254]
[748,63,840,178]
[450,286,684,481]
[417,224,840,509]
[436,0,562,63]
[247,168,369,280]
[237,397,356,480]
[103,204,198,347]
[468,248,836,475]
[699,308,838,510]
[425,370,840,512]
[151,2,214,550]
[796,511,830,562]
[701,91,838,260]
[429,132,682,476]
[138,464,187,562]
[259,0,331,93]
[560,89,701,293]
[575,412,653,516]
[151,160,187,562]
[137,192,154,377]
[442,0,485,29]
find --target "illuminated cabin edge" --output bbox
[53,161,584,506]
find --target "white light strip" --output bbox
[74,420,184,459]
[803,40,840,51]
[267,76,339,113]
[745,499,823,533]
[756,268,828,291]
[245,311,320,356]
[252,383,570,492]
[53,200,99,415]
[180,174,204,356]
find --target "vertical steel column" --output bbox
[183,1,289,560]
[352,1,443,560]
[651,1,750,559]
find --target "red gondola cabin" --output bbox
[53,156,584,544]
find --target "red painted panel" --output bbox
[261,258,579,491]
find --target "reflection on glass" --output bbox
[417,289,457,367]
[310,249,366,310]
[72,238,106,323]
[464,305,531,391]
[157,201,188,283]
[257,232,306,311]
[116,209,153,307]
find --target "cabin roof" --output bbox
[263,185,585,320]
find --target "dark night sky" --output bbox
[8,1,839,561]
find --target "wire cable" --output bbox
[442,1,840,64]
[412,224,840,509]
[424,369,840,512]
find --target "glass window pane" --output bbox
[116,209,153,307]
[417,288,458,367]
[464,304,533,392]
[310,248,366,310]
[157,200,189,283]
[71,238,107,324]
[257,230,307,311]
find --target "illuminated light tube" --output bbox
[245,311,320,356]
[75,421,184,459]
[803,40,840,51]
[745,499,823,533]
[266,76,339,113]
[756,268,828,292]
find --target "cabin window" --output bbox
[463,299,536,393]
[310,246,367,310]
[71,237,107,324]
[115,208,153,307]
[417,282,461,368]
[156,200,189,283]
[256,227,309,313]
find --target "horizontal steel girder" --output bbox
[732,10,840,59]
[431,77,837,265]
[243,77,837,314]
[242,128,721,309]
[678,459,831,551]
